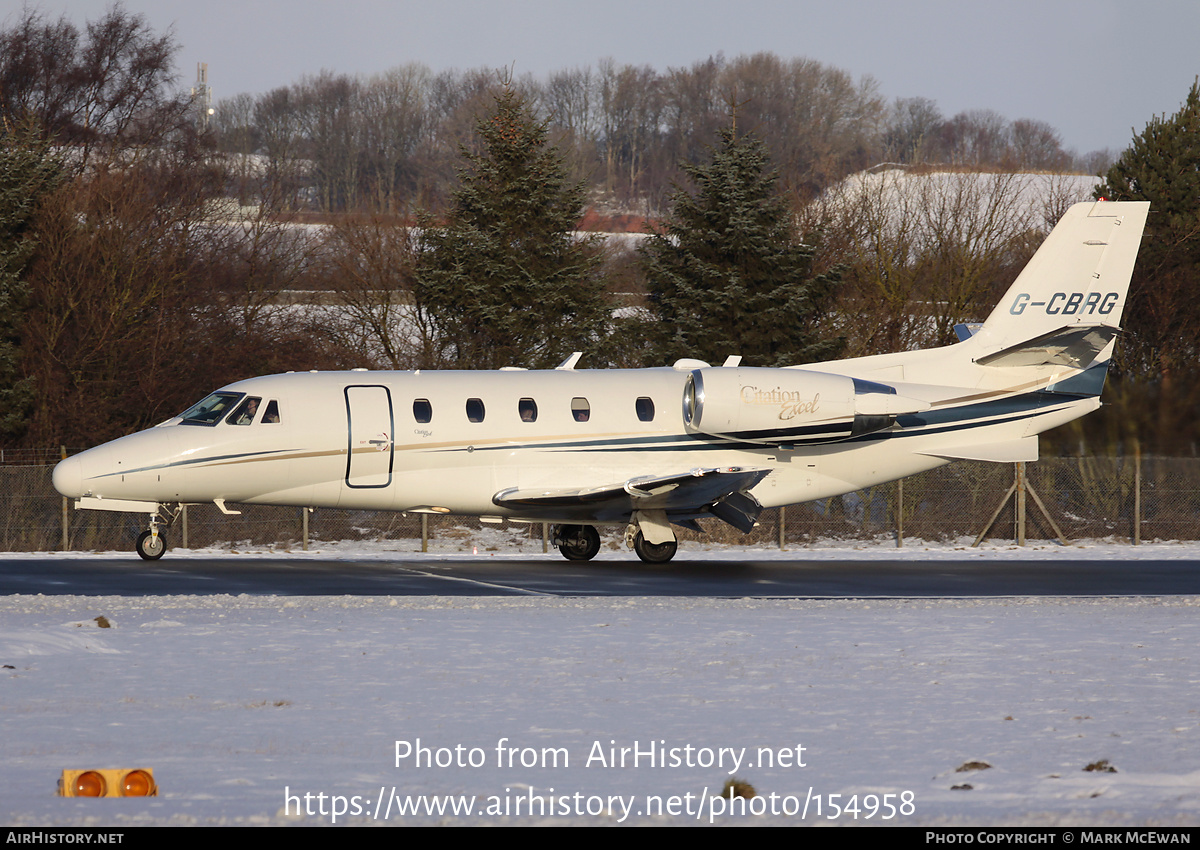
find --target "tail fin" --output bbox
[968,200,1149,369]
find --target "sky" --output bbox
[13,1,1200,157]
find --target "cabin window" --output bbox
[635,397,655,422]
[518,398,538,422]
[413,399,432,423]
[226,396,262,426]
[262,400,281,423]
[571,397,590,422]
[466,398,485,422]
[179,392,244,426]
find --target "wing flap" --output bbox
[493,466,770,529]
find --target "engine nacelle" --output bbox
[682,367,929,445]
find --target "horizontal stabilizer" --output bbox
[974,325,1119,369]
[915,436,1038,463]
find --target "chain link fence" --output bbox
[2,456,1198,553]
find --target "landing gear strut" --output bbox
[552,524,601,561]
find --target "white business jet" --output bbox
[53,201,1149,562]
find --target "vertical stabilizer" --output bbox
[969,200,1149,366]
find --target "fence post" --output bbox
[60,446,69,552]
[181,504,188,549]
[895,478,904,548]
[302,507,309,551]
[1015,462,1027,546]
[421,513,428,553]
[542,521,548,554]
[1133,444,1141,546]
[778,506,786,551]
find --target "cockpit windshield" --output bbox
[179,392,245,426]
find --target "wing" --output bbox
[492,466,771,532]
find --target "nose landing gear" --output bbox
[135,528,166,560]
[134,505,180,560]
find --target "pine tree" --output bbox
[0,122,62,440]
[1095,78,1200,378]
[1091,78,1200,452]
[413,87,609,370]
[639,126,842,368]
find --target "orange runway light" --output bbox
[58,768,157,797]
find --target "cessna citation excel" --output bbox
[54,200,1149,563]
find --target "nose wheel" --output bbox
[136,529,167,560]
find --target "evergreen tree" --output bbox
[639,125,842,367]
[1091,79,1200,452]
[0,122,62,440]
[1095,78,1200,378]
[413,87,609,370]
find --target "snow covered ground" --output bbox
[2,537,1198,826]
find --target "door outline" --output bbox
[344,385,394,488]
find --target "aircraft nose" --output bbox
[52,454,83,499]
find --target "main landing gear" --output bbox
[550,523,681,564]
[631,531,677,564]
[551,524,601,561]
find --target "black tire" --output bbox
[633,531,677,564]
[136,530,167,561]
[556,524,601,561]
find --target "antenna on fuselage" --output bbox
[556,352,582,370]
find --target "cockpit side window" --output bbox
[226,396,262,426]
[262,400,281,423]
[571,397,590,422]
[179,392,244,426]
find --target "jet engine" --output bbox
[682,367,929,445]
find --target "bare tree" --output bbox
[1010,118,1070,171]
[598,59,665,204]
[251,86,310,210]
[819,169,1077,354]
[0,5,190,168]
[296,71,363,211]
[358,64,430,212]
[940,109,1010,167]
[321,215,432,368]
[816,168,929,355]
[883,97,944,163]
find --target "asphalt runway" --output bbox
[2,555,1199,597]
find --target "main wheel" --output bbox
[555,524,601,561]
[633,531,677,564]
[136,530,167,561]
